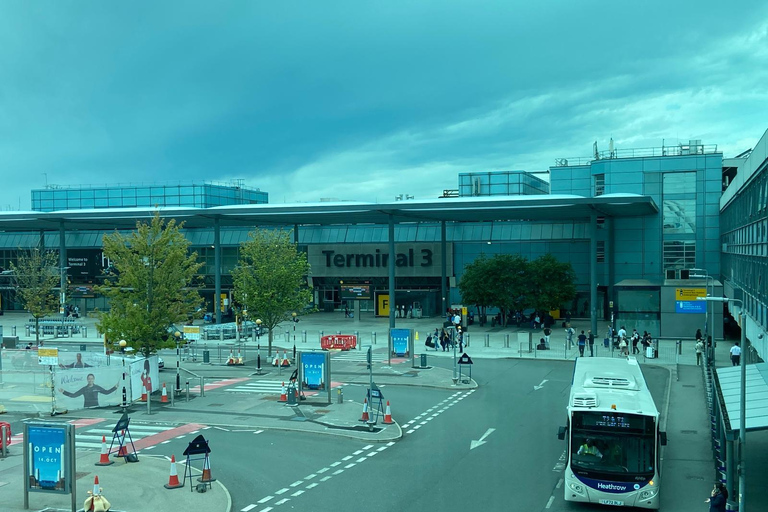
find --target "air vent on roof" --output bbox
[572,392,598,408]
[590,376,634,388]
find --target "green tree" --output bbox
[458,254,529,325]
[457,254,495,319]
[529,254,577,313]
[96,213,203,358]
[231,229,312,357]
[11,248,61,346]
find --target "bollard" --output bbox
[337,387,344,404]
[465,332,470,347]
[678,339,682,355]
[219,329,224,342]
[83,326,87,338]
[484,334,489,347]
[504,334,509,348]
[372,332,377,344]
[302,330,307,343]
[1,423,7,458]
[147,391,151,415]
[185,381,190,402]
[285,331,289,343]
[200,377,205,397]
[12,326,16,337]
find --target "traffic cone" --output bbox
[281,350,290,366]
[92,475,101,496]
[237,352,243,365]
[227,351,235,365]
[164,455,184,489]
[95,435,114,466]
[359,398,369,422]
[161,383,169,403]
[383,400,393,424]
[272,354,280,366]
[279,382,287,402]
[141,388,147,402]
[197,456,216,482]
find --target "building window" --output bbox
[594,174,605,196]
[663,240,696,270]
[663,199,696,234]
[597,240,605,263]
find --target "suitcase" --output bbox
[646,346,655,359]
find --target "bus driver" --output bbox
[577,439,603,459]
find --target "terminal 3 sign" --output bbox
[307,243,452,278]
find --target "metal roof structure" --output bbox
[715,363,768,435]
[0,194,658,232]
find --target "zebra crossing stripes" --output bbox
[225,380,286,394]
[76,424,173,450]
[329,351,388,363]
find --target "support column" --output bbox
[214,218,222,325]
[589,213,598,336]
[59,223,67,318]
[294,224,299,245]
[441,221,447,319]
[725,439,737,510]
[388,215,396,329]
[607,217,615,325]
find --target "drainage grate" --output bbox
[680,430,698,435]
[75,471,90,480]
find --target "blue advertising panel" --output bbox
[390,328,410,356]
[301,352,326,390]
[27,424,68,493]
[675,300,707,314]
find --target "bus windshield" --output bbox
[571,411,656,477]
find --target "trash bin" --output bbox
[420,353,428,367]
[203,350,210,363]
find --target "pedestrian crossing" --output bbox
[76,423,180,450]
[225,380,287,394]
[329,350,390,363]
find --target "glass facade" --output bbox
[458,171,549,197]
[31,183,268,212]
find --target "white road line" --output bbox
[304,473,317,480]
[353,450,363,455]
[406,429,416,434]
[290,480,303,487]
[342,455,352,461]
[332,469,344,475]
[241,505,257,512]
[254,430,264,434]
[419,421,427,425]
[320,476,332,482]
[257,496,274,504]
[274,498,289,505]
[344,463,356,469]
[262,508,273,512]
[317,467,329,473]
[430,413,439,418]
[330,461,341,467]
[546,496,555,508]
[143,446,155,450]
[161,440,171,444]
[556,478,564,489]
[363,444,374,450]
[413,425,421,430]
[386,442,395,447]
[306,483,318,489]
[366,451,377,457]
[291,490,304,497]
[214,426,229,431]
[356,457,366,463]
[377,446,388,452]
[275,488,289,495]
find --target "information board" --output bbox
[341,284,371,301]
[25,422,73,494]
[675,301,707,314]
[675,288,707,300]
[37,348,59,366]
[183,326,201,341]
[390,328,411,357]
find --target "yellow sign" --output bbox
[38,347,59,366]
[183,325,201,340]
[676,288,707,300]
[378,294,390,316]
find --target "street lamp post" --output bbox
[255,319,262,374]
[690,269,716,364]
[292,312,298,361]
[700,296,746,510]
[174,331,182,393]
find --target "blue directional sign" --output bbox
[390,328,410,356]
[675,300,707,314]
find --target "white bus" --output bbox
[557,357,667,509]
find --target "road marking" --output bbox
[275,488,289,495]
[320,476,332,482]
[306,483,318,489]
[274,498,289,505]
[254,430,264,434]
[342,455,352,461]
[366,451,377,457]
[406,429,416,434]
[345,463,356,469]
[262,508,273,512]
[377,446,388,452]
[556,478,563,489]
[330,462,341,467]
[317,467,329,473]
[241,505,257,512]
[470,428,496,450]
[363,444,374,450]
[304,473,316,480]
[257,496,274,504]
[291,490,304,497]
[332,469,344,475]
[213,426,229,431]
[419,421,427,425]
[356,457,366,463]
[413,425,421,430]
[290,480,302,487]
[143,446,155,450]
[546,496,555,508]
[534,379,549,391]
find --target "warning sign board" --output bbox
[675,288,707,300]
[183,326,201,340]
[38,347,59,366]
[458,353,473,365]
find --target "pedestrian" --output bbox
[577,331,587,357]
[631,330,640,355]
[695,338,704,365]
[543,326,552,349]
[704,482,728,512]
[606,324,614,348]
[565,310,571,324]
[588,330,594,356]
[730,342,741,366]
[695,328,703,341]
[618,325,627,340]
[619,337,629,357]
[565,324,575,348]
[534,313,541,330]
[458,331,464,353]
[408,305,413,319]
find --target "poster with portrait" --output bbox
[128,355,160,402]
[55,367,122,410]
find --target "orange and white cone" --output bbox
[92,475,101,496]
[359,398,370,422]
[279,382,287,402]
[197,456,216,483]
[281,351,290,366]
[141,389,147,402]
[227,351,235,365]
[164,455,184,489]
[95,435,114,466]
[237,352,243,364]
[160,383,169,403]
[383,400,394,424]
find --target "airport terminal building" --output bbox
[0,130,766,360]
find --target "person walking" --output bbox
[619,336,629,357]
[730,342,741,366]
[566,324,575,348]
[588,330,595,357]
[577,331,587,357]
[631,330,641,355]
[695,338,704,365]
[704,482,728,512]
[543,326,552,349]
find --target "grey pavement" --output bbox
[0,310,760,511]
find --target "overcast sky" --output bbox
[1,1,766,209]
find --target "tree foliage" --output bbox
[458,252,576,321]
[11,248,61,345]
[231,229,312,356]
[96,213,203,358]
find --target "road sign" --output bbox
[183,326,200,340]
[676,288,707,300]
[458,353,473,365]
[676,301,707,314]
[320,335,357,351]
[38,348,59,366]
